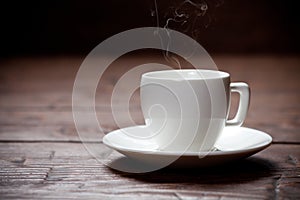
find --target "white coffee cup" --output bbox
[140,69,250,152]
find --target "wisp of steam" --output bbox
[152,0,224,68]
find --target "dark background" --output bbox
[0,0,299,57]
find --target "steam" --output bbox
[152,0,224,69]
[153,0,160,27]
[164,0,208,31]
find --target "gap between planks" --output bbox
[0,140,102,143]
[0,140,299,145]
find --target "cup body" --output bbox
[140,69,230,152]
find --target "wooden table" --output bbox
[0,55,299,199]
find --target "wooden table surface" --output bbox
[0,55,299,199]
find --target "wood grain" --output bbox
[0,143,299,199]
[0,109,299,143]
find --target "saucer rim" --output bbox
[103,126,272,157]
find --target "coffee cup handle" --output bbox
[226,82,250,127]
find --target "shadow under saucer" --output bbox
[107,156,276,184]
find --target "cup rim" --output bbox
[142,69,230,80]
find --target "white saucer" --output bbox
[103,126,272,167]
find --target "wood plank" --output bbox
[0,110,144,142]
[1,56,299,144]
[0,56,299,108]
[0,126,97,142]
[0,109,299,143]
[0,143,299,199]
